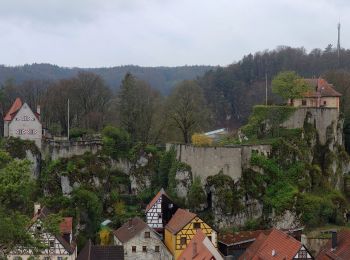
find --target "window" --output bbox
[144,231,150,238]
[49,240,55,248]
[208,236,212,241]
[132,246,136,252]
[193,222,201,229]
[168,203,173,209]
[57,257,63,260]
[158,213,162,219]
[302,100,307,106]
[299,250,308,259]
[43,257,50,260]
[180,237,187,245]
[14,257,22,260]
[323,101,327,105]
[142,246,147,252]
[155,246,160,252]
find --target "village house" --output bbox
[113,217,172,260]
[316,230,350,260]
[164,208,217,260]
[239,228,313,260]
[289,78,341,112]
[7,204,77,260]
[3,98,42,148]
[218,227,303,258]
[145,188,178,235]
[178,229,223,260]
[77,240,124,260]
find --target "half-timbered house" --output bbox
[164,208,217,260]
[113,217,172,260]
[145,188,178,235]
[8,205,77,260]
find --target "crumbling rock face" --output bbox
[174,169,192,198]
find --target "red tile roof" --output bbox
[145,188,167,212]
[60,217,73,234]
[113,217,148,243]
[219,230,271,246]
[31,207,75,254]
[165,208,196,234]
[303,78,342,98]
[4,98,22,121]
[316,230,350,260]
[178,229,223,260]
[239,228,302,260]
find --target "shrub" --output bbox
[102,126,131,160]
[191,133,213,146]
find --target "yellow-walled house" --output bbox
[164,208,217,259]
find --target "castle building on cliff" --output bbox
[3,97,42,148]
[289,78,341,111]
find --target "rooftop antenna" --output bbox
[337,21,341,65]
[265,73,268,106]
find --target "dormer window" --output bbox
[168,203,173,209]
[144,232,150,238]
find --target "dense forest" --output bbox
[0,64,212,94]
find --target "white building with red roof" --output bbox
[4,97,42,148]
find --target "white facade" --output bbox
[114,226,172,260]
[8,220,77,260]
[146,196,163,229]
[6,103,42,148]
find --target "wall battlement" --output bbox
[166,143,271,183]
[42,138,102,160]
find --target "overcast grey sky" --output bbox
[0,0,348,67]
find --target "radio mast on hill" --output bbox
[337,22,341,65]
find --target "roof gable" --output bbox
[11,102,41,124]
[165,208,197,234]
[145,188,168,212]
[178,229,223,260]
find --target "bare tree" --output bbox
[166,80,209,143]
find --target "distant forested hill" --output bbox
[0,64,213,94]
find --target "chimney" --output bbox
[331,231,337,250]
[36,105,41,115]
[192,241,197,258]
[34,203,41,216]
